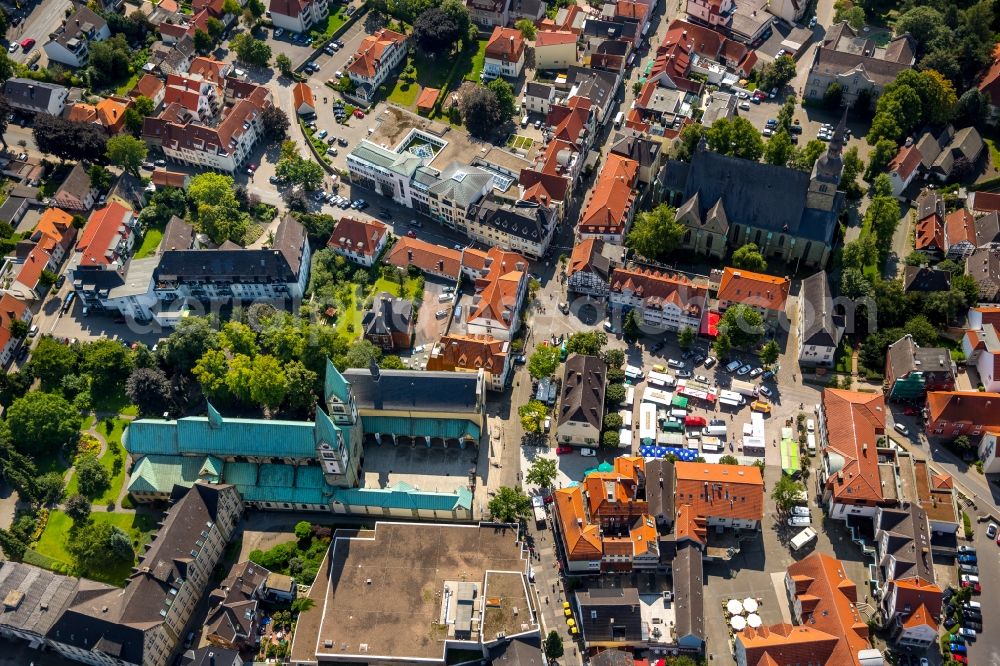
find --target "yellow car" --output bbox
[751,401,771,414]
[651,364,666,373]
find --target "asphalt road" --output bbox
[4,0,70,67]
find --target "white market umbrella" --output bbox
[730,615,747,631]
[747,613,762,628]
[727,599,744,615]
[743,598,759,613]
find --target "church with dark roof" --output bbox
[658,113,848,269]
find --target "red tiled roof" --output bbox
[468,248,527,333]
[615,0,647,21]
[717,267,789,313]
[893,577,942,631]
[347,29,406,78]
[970,191,1000,215]
[821,389,887,504]
[269,0,310,18]
[326,216,387,258]
[151,170,189,188]
[77,202,131,268]
[485,26,525,62]
[578,153,638,235]
[978,43,1000,106]
[65,103,97,123]
[15,244,51,291]
[386,237,462,279]
[0,292,28,352]
[554,486,602,561]
[425,334,508,375]
[609,267,706,317]
[945,208,977,248]
[914,213,944,253]
[535,29,576,46]
[926,391,1000,430]
[889,144,922,180]
[673,461,764,522]
[415,86,439,111]
[567,238,600,277]
[292,82,315,111]
[130,74,164,101]
[188,57,229,85]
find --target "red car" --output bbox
[20,38,34,50]
[953,656,968,665]
[684,415,707,427]
[543,494,554,505]
[961,580,982,594]
[353,109,365,119]
[556,446,573,455]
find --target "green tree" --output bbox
[870,173,892,198]
[625,204,684,261]
[603,413,623,430]
[841,234,877,271]
[518,400,548,433]
[65,493,92,524]
[823,82,844,109]
[841,267,874,298]
[7,391,80,457]
[486,77,518,124]
[544,630,564,661]
[601,348,625,369]
[903,315,938,347]
[294,520,312,541]
[276,53,293,76]
[284,361,318,414]
[276,153,325,191]
[487,486,531,523]
[719,454,739,465]
[833,0,865,29]
[604,383,626,405]
[565,331,607,356]
[719,304,764,349]
[188,172,251,244]
[88,164,113,191]
[623,310,641,341]
[673,123,708,162]
[37,471,66,505]
[230,33,271,67]
[126,367,171,416]
[75,453,110,498]
[678,325,696,350]
[528,344,561,379]
[81,339,133,392]
[731,243,768,272]
[954,88,989,128]
[771,474,805,514]
[219,321,259,357]
[601,430,620,448]
[789,139,826,171]
[526,457,557,489]
[225,353,255,404]
[865,139,898,181]
[68,520,134,570]
[865,195,901,252]
[193,349,231,400]
[760,340,780,366]
[515,18,536,39]
[261,105,290,140]
[460,85,503,138]
[163,316,221,373]
[894,5,946,48]
[0,528,27,562]
[840,145,864,199]
[193,28,213,53]
[342,339,382,369]
[707,116,764,161]
[758,55,797,91]
[763,129,794,166]
[8,319,27,340]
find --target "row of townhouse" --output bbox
[0,483,242,666]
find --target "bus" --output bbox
[639,402,657,444]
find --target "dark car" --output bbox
[964,621,982,631]
[338,137,349,146]
[55,275,66,288]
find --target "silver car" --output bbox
[791,506,810,517]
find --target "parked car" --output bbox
[787,515,811,526]
[957,553,978,564]
[949,644,966,655]
[580,448,597,457]
[704,356,717,368]
[435,309,448,319]
[987,523,998,539]
[791,506,810,517]
[894,422,909,436]
[748,367,763,378]
[736,364,753,375]
[724,360,742,373]
[677,369,692,379]
[406,230,417,238]
[556,446,573,455]
[758,385,773,398]
[20,37,34,50]
[751,401,771,414]
[692,354,706,366]
[957,545,977,554]
[959,563,979,575]
[694,374,709,383]
[667,358,684,369]
[964,620,982,631]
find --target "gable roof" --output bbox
[558,353,607,429]
[578,153,638,235]
[821,389,887,504]
[347,29,407,78]
[362,291,413,338]
[945,208,977,248]
[718,267,789,313]
[536,29,577,46]
[610,267,706,318]
[902,266,951,292]
[553,485,603,560]
[426,334,509,375]
[386,237,462,279]
[292,82,315,111]
[77,202,131,268]
[468,247,526,331]
[415,86,439,111]
[327,216,387,258]
[888,144,922,180]
[567,237,611,280]
[55,163,95,201]
[673,461,764,522]
[269,0,310,18]
[800,270,841,347]
[485,26,525,62]
[926,391,1000,429]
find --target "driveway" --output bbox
[4,0,70,67]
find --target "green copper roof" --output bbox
[127,455,221,494]
[324,358,351,404]
[361,416,480,440]
[332,484,472,511]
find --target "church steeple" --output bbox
[827,107,848,161]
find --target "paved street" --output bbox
[3,0,70,68]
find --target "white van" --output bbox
[669,408,687,419]
[613,110,624,128]
[625,365,644,381]
[806,433,816,453]
[703,425,728,437]
[790,527,817,551]
[625,385,635,407]
[521,114,529,128]
[620,409,633,428]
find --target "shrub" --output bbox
[962,511,973,539]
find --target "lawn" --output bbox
[385,40,487,109]
[984,134,1000,171]
[462,39,489,83]
[373,276,421,299]
[31,510,159,586]
[91,386,138,415]
[334,276,422,339]
[309,10,349,40]
[506,135,534,150]
[65,418,130,506]
[834,340,853,374]
[133,227,163,259]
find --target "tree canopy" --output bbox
[526,457,557,488]
[488,486,531,523]
[626,204,685,261]
[460,85,505,139]
[7,391,81,457]
[707,116,764,162]
[528,344,560,379]
[188,172,251,244]
[718,304,764,349]
[33,114,107,162]
[731,243,767,272]
[230,33,272,67]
